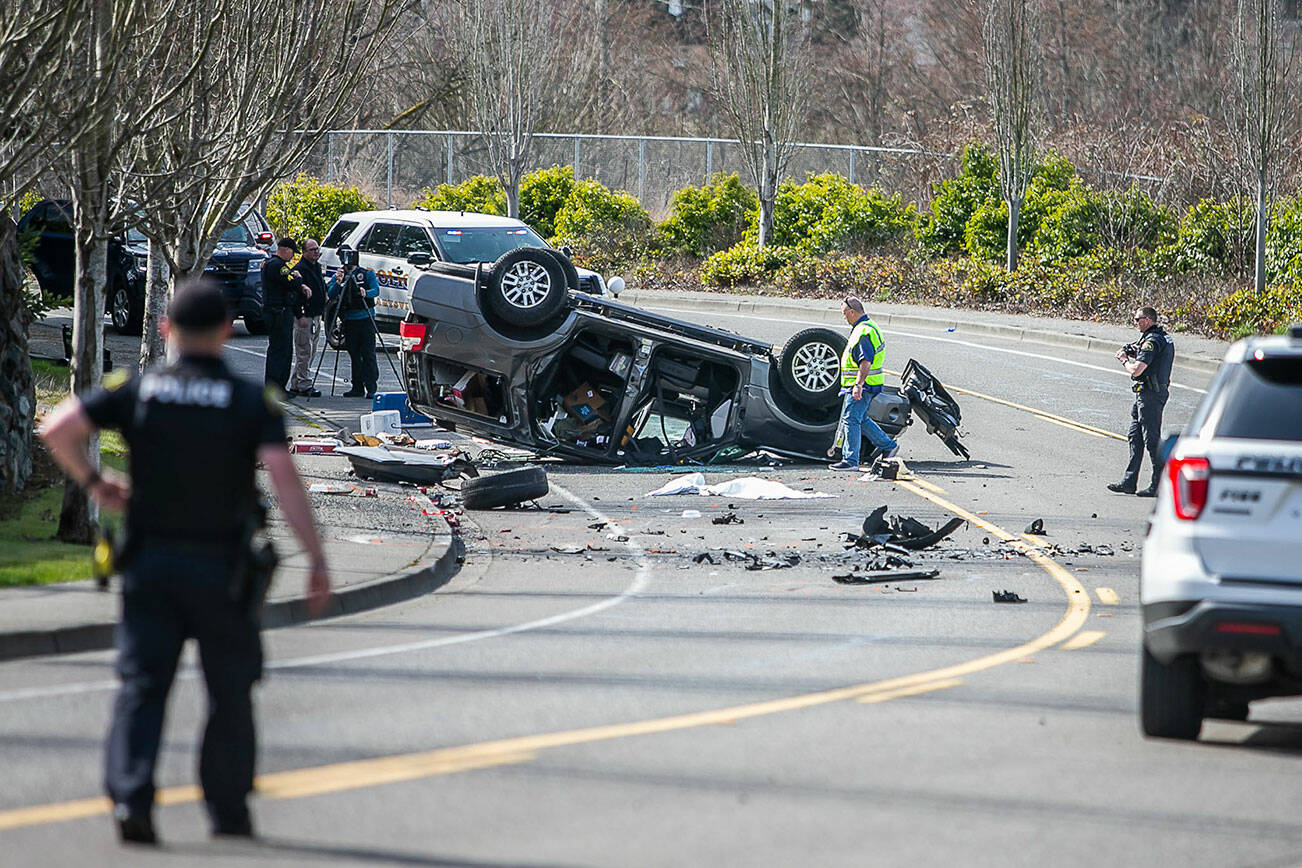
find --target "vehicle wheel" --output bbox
[1140,645,1205,740]
[483,249,568,328]
[109,279,143,335]
[460,467,549,510]
[536,247,580,291]
[243,315,267,336]
[776,328,846,406]
[324,305,345,350]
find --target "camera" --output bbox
[1121,341,1139,358]
[338,245,358,269]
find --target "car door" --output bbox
[355,220,411,325]
[30,202,76,294]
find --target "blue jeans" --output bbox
[841,390,896,466]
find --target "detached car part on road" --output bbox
[1140,325,1302,739]
[397,248,967,465]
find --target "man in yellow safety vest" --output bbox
[829,296,898,471]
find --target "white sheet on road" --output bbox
[645,472,832,500]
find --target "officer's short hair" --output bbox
[1138,306,1158,322]
[843,296,865,315]
[168,279,229,332]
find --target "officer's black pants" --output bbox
[263,308,293,391]
[1122,393,1167,489]
[343,316,379,393]
[106,545,262,821]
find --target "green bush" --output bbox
[916,143,999,256]
[1098,186,1176,252]
[1207,284,1302,338]
[1162,197,1255,275]
[1265,195,1302,286]
[1033,180,1103,261]
[519,165,576,241]
[658,173,757,257]
[266,175,376,242]
[553,179,653,273]
[764,173,916,254]
[412,175,506,216]
[701,243,801,287]
[962,151,1082,262]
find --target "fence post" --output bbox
[849,149,856,186]
[326,133,334,184]
[446,133,454,184]
[386,132,394,209]
[705,140,713,180]
[573,136,581,177]
[637,139,646,202]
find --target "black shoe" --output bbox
[342,388,365,398]
[1136,486,1158,498]
[208,802,254,838]
[1107,482,1136,494]
[114,804,157,845]
[364,387,377,399]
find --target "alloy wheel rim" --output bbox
[500,262,552,309]
[112,286,129,325]
[791,342,839,392]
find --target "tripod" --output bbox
[309,270,409,408]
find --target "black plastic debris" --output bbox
[870,457,899,479]
[833,569,941,585]
[587,521,610,530]
[993,589,1028,603]
[845,506,964,551]
[744,552,801,571]
[341,446,478,486]
[712,512,744,526]
[693,552,717,565]
[1024,518,1045,535]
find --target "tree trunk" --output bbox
[0,214,35,495]
[1254,173,1269,293]
[1006,196,1022,271]
[56,223,107,544]
[139,237,171,370]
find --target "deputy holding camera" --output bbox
[39,280,331,844]
[327,244,380,398]
[1108,306,1175,497]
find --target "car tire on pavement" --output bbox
[484,249,568,329]
[1140,644,1205,740]
[775,327,846,406]
[109,278,143,335]
[460,467,549,510]
[325,304,345,350]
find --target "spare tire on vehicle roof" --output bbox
[483,248,568,328]
[460,466,549,510]
[775,327,846,406]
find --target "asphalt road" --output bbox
[5,307,1302,867]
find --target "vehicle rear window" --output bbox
[1210,356,1302,441]
[322,220,358,249]
[219,224,251,245]
[435,227,547,263]
[359,222,402,257]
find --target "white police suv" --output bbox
[319,209,622,330]
[1141,324,1302,739]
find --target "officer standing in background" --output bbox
[1109,305,1175,497]
[261,237,308,392]
[829,296,899,471]
[39,281,331,845]
[327,244,380,398]
[288,238,327,398]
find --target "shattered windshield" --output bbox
[435,227,548,264]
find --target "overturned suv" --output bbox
[398,248,966,465]
[1141,325,1302,739]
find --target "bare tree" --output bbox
[1229,0,1297,292]
[127,0,403,368]
[982,0,1040,271]
[439,0,597,218]
[709,0,814,247]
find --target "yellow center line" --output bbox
[1094,587,1120,605]
[1060,630,1107,651]
[0,481,1091,831]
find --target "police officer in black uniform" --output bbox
[1108,305,1176,497]
[261,237,309,391]
[40,280,331,845]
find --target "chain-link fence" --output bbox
[303,130,957,217]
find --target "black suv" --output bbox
[18,200,272,335]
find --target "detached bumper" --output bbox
[1144,600,1302,667]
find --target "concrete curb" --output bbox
[621,289,1225,377]
[0,531,465,664]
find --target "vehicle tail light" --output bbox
[256,231,274,246]
[399,321,427,352]
[1167,455,1211,520]
[1215,622,1282,636]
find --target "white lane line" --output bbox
[0,483,649,703]
[652,307,1209,395]
[224,342,347,387]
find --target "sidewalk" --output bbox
[621,288,1232,376]
[0,411,464,662]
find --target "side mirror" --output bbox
[560,245,574,259]
[407,252,432,267]
[606,275,625,298]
